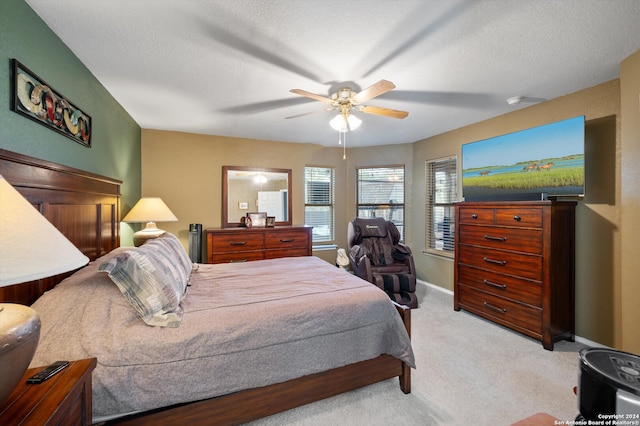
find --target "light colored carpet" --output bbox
[247,285,588,425]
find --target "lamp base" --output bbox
[0,303,40,406]
[132,222,166,247]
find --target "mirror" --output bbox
[222,166,292,227]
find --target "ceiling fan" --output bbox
[286,79,409,131]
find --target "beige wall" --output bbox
[620,50,640,354]
[140,130,342,237]
[142,50,640,352]
[411,79,622,349]
[138,131,414,265]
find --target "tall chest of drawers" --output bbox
[206,226,312,264]
[453,201,576,350]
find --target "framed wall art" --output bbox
[10,59,92,147]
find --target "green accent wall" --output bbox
[0,0,141,243]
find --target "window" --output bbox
[356,166,404,239]
[425,156,457,257]
[304,166,335,243]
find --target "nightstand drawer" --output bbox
[0,358,96,425]
[458,224,543,254]
[457,264,542,308]
[457,244,542,281]
[211,233,264,252]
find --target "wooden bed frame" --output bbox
[0,148,121,306]
[0,149,412,425]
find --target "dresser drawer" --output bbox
[458,207,494,225]
[212,250,265,263]
[458,244,543,281]
[265,230,308,249]
[495,208,543,228]
[454,201,576,350]
[458,224,543,254]
[211,233,264,252]
[265,247,310,259]
[457,264,542,308]
[206,226,312,264]
[458,284,542,335]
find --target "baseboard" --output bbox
[417,279,607,349]
[417,279,453,296]
[574,335,611,349]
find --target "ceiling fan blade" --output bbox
[383,90,499,108]
[520,96,548,103]
[285,107,335,119]
[353,80,396,103]
[290,89,333,104]
[359,105,408,119]
[219,98,310,114]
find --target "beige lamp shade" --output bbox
[0,174,90,406]
[0,175,89,286]
[122,197,178,246]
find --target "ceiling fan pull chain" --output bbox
[343,132,347,159]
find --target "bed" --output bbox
[0,148,414,425]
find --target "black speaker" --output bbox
[188,223,202,263]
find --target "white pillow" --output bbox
[98,233,192,327]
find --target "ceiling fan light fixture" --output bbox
[329,113,361,133]
[347,114,361,131]
[329,114,345,132]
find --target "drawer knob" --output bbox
[483,301,507,314]
[513,215,521,221]
[483,279,507,290]
[483,256,507,266]
[230,241,248,246]
[471,214,478,219]
[280,239,295,243]
[484,235,507,242]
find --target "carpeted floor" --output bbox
[247,285,588,425]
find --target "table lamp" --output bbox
[122,197,178,246]
[0,175,89,406]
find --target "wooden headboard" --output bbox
[0,148,121,305]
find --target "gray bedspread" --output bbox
[30,251,415,421]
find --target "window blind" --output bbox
[304,167,335,243]
[425,156,457,256]
[356,166,404,240]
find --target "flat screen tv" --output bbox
[461,115,585,200]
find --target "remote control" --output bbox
[26,361,69,384]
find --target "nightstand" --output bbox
[0,358,96,425]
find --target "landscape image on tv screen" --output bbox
[462,116,585,200]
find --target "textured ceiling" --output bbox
[25,0,640,147]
